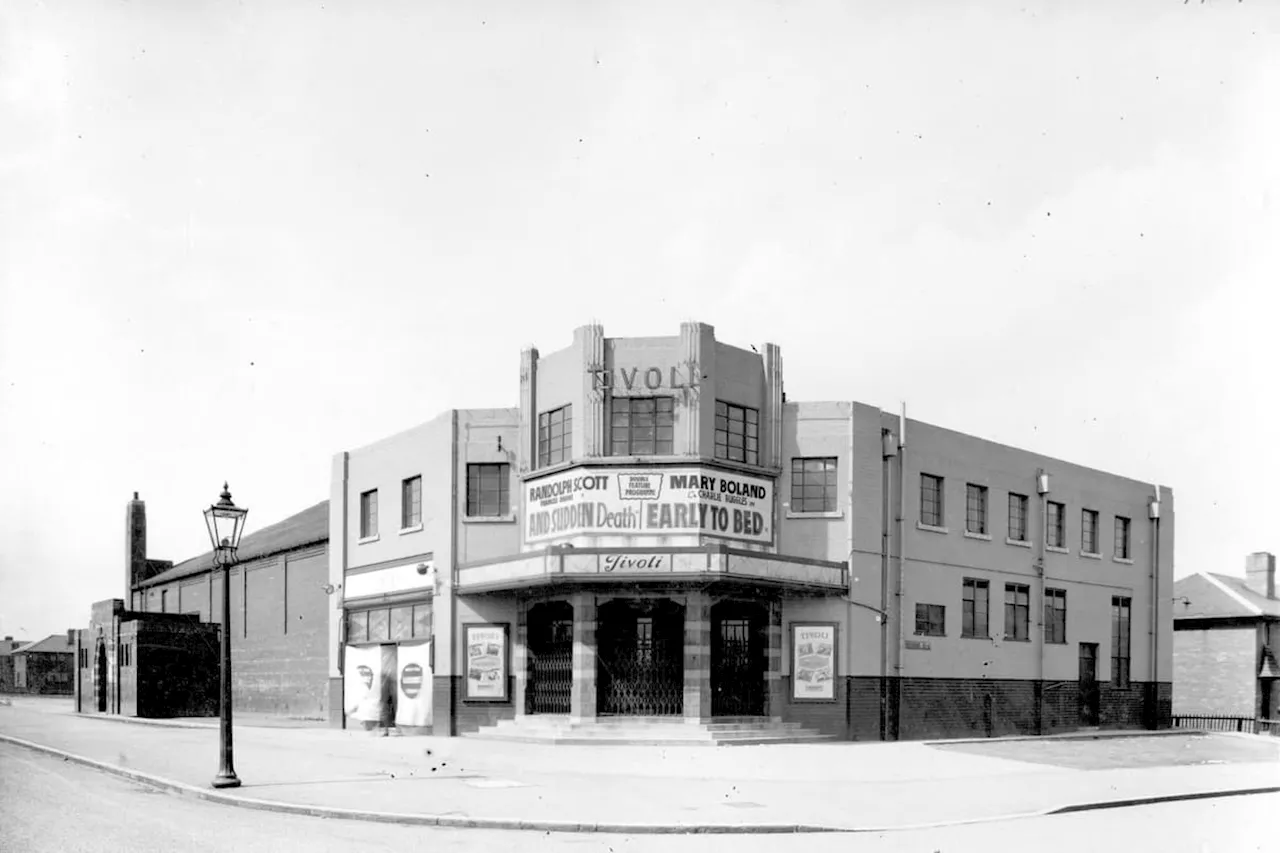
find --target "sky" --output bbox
[1,0,1277,641]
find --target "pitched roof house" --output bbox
[1172,552,1279,721]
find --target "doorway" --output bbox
[379,644,398,727]
[1078,642,1100,727]
[526,600,573,715]
[711,600,768,717]
[596,598,684,716]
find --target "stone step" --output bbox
[467,715,833,746]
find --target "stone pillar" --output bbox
[576,324,606,458]
[679,322,714,456]
[683,591,713,722]
[763,343,784,469]
[513,597,529,718]
[518,348,539,476]
[766,599,784,721]
[569,593,597,724]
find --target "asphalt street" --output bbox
[0,742,1271,853]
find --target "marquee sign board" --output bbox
[523,465,774,546]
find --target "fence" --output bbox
[1171,714,1280,736]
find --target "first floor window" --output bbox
[1082,509,1099,554]
[914,603,945,637]
[962,578,989,638]
[1008,493,1028,541]
[714,400,760,465]
[1114,516,1131,559]
[791,457,838,513]
[921,473,944,527]
[360,489,378,538]
[1044,587,1067,644]
[1004,583,1030,641]
[966,484,988,534]
[1111,596,1131,688]
[537,404,572,467]
[611,396,674,456]
[401,476,422,528]
[1047,500,1065,548]
[466,463,510,517]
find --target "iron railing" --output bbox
[1172,714,1280,736]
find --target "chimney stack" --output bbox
[126,492,147,599]
[1245,552,1276,600]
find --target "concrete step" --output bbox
[467,715,833,746]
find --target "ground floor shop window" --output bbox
[347,603,433,645]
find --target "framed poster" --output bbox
[791,622,838,702]
[463,623,510,702]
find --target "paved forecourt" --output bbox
[0,699,1277,833]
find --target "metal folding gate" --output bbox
[711,603,767,717]
[597,599,684,716]
[527,602,573,714]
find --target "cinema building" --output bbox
[328,322,1173,741]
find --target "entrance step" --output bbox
[467,715,835,746]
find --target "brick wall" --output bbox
[137,544,330,718]
[1173,626,1257,716]
[452,676,516,734]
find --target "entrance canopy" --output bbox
[456,545,846,594]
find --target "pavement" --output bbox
[1,695,1277,834]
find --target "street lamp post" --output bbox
[204,482,248,790]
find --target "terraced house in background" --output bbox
[327,321,1174,741]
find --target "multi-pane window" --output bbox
[537,404,572,467]
[1044,588,1067,644]
[920,474,944,527]
[966,484,988,535]
[1114,516,1131,559]
[1047,501,1065,548]
[347,603,433,645]
[360,489,378,539]
[791,457,838,513]
[1004,584,1030,641]
[1081,509,1100,554]
[1008,493,1029,542]
[401,476,421,529]
[962,578,989,638]
[611,397,674,456]
[915,603,945,637]
[1111,596,1131,688]
[714,400,759,465]
[466,463,510,517]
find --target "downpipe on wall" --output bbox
[893,405,906,741]
[879,426,896,742]
[1149,486,1162,728]
[1035,469,1050,736]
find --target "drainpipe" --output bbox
[893,405,906,740]
[846,405,856,737]
[1149,486,1162,729]
[879,426,896,742]
[1035,469,1050,735]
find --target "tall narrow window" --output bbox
[1004,583,1030,640]
[537,404,572,467]
[401,476,422,529]
[1044,588,1067,644]
[791,457,838,513]
[1047,500,1065,548]
[160,589,168,613]
[1081,509,1100,554]
[610,397,674,456]
[466,464,510,517]
[360,489,378,539]
[966,484,988,535]
[1008,493,1029,542]
[714,400,760,465]
[920,474,944,527]
[1114,516,1131,559]
[962,578,989,638]
[1111,596,1131,688]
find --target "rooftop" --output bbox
[13,634,75,655]
[139,500,329,588]
[1172,572,1280,621]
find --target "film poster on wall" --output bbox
[792,623,836,701]
[464,624,509,701]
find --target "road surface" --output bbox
[0,742,1269,852]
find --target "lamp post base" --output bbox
[211,773,242,789]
